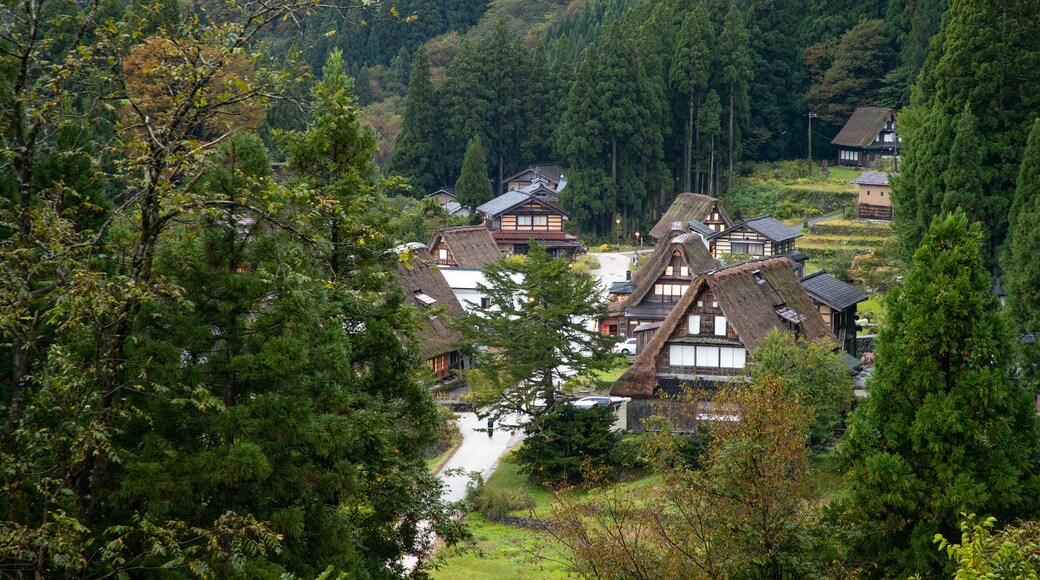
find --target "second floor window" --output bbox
[516,214,548,227]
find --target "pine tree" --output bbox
[717,4,751,191]
[670,1,712,193]
[388,47,440,194]
[455,135,493,208]
[836,210,1040,577]
[940,105,984,222]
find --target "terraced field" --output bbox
[800,218,892,258]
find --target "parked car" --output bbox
[612,337,638,356]
[570,396,631,411]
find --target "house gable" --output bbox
[650,193,734,240]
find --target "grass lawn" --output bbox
[431,514,572,580]
[812,450,845,504]
[426,430,463,474]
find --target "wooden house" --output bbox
[393,244,467,385]
[618,227,719,336]
[503,164,567,192]
[611,257,834,407]
[710,216,807,278]
[832,107,900,168]
[852,171,894,220]
[427,186,458,207]
[475,190,582,258]
[650,193,733,241]
[800,271,867,356]
[429,226,503,269]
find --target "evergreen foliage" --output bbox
[387,47,440,194]
[456,245,620,428]
[455,135,493,208]
[804,19,890,125]
[892,0,1040,264]
[514,405,621,484]
[835,211,1040,577]
[670,1,712,193]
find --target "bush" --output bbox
[514,405,620,484]
[466,475,535,520]
[608,433,652,472]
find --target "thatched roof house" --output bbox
[612,257,834,399]
[429,226,503,269]
[832,107,899,168]
[393,244,467,379]
[622,229,719,325]
[650,193,733,241]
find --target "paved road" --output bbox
[806,209,845,227]
[436,412,524,501]
[589,250,647,295]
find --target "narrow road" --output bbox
[806,209,844,227]
[436,412,524,501]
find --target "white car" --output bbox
[571,396,631,410]
[612,337,638,356]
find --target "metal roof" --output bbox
[715,215,802,242]
[851,171,892,186]
[688,219,714,237]
[475,190,567,218]
[800,271,868,310]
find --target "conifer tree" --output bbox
[1003,119,1040,386]
[892,0,1040,264]
[388,47,440,194]
[717,4,751,191]
[670,1,712,193]
[455,135,493,208]
[941,105,984,222]
[836,211,1040,577]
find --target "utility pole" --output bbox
[807,112,817,176]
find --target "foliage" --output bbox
[457,244,621,428]
[544,374,837,579]
[514,405,621,484]
[893,0,1040,265]
[466,474,536,520]
[387,47,441,194]
[804,19,890,125]
[834,211,1040,577]
[931,514,1040,579]
[747,330,854,447]
[455,135,494,208]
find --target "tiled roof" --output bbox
[851,171,892,186]
[801,271,868,310]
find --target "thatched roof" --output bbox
[429,226,503,269]
[832,107,896,149]
[612,257,835,399]
[393,244,466,361]
[624,231,718,310]
[650,193,733,240]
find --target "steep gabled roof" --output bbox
[851,171,892,186]
[612,257,834,398]
[650,193,733,240]
[801,271,868,311]
[393,244,466,361]
[624,231,719,310]
[832,107,896,149]
[429,226,503,269]
[714,215,802,243]
[427,185,456,197]
[503,163,566,186]
[475,190,569,218]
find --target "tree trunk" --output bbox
[499,152,505,195]
[684,95,693,192]
[708,137,715,196]
[611,137,618,184]
[694,93,702,194]
[728,84,735,193]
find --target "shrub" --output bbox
[514,405,620,484]
[467,476,535,520]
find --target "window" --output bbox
[720,347,746,369]
[533,215,548,227]
[414,292,437,305]
[840,149,861,161]
[480,297,491,309]
[883,133,894,142]
[517,215,532,226]
[731,242,764,255]
[712,300,718,308]
[665,266,673,276]
[654,283,688,300]
[438,248,449,261]
[697,346,719,367]
[689,315,701,334]
[670,344,695,366]
[714,316,727,336]
[680,265,689,276]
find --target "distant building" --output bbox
[832,107,900,168]
[852,171,894,221]
[475,190,582,258]
[429,226,503,269]
[427,186,458,207]
[800,271,868,356]
[710,215,807,278]
[650,193,733,241]
[503,164,567,193]
[393,244,468,386]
